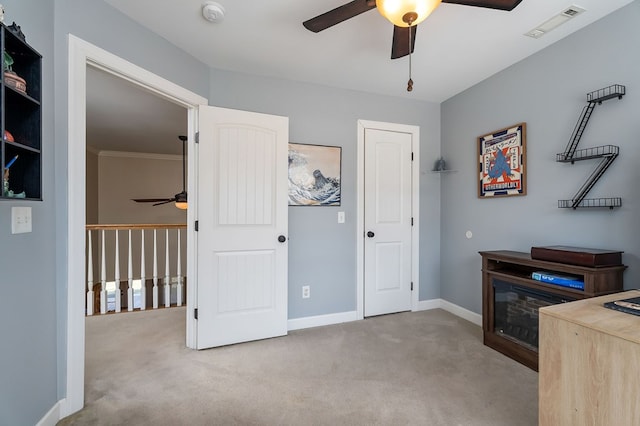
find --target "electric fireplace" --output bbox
[480,250,625,370]
[493,280,573,350]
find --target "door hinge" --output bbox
[194,308,198,320]
[411,282,414,291]
[411,217,414,226]
[411,152,414,161]
[195,132,200,144]
[195,220,199,231]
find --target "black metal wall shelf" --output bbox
[558,198,622,209]
[557,85,624,210]
[557,145,618,163]
[1,22,42,200]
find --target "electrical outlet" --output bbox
[302,285,310,299]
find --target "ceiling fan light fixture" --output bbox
[174,191,188,210]
[376,0,442,27]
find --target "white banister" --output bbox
[176,228,183,307]
[85,224,185,315]
[114,230,121,313]
[86,230,94,316]
[127,229,133,312]
[153,229,159,309]
[140,229,146,311]
[164,228,170,308]
[100,229,107,314]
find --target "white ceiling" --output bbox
[88,0,634,154]
[87,67,187,155]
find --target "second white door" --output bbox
[364,127,413,317]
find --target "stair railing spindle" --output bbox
[127,229,133,311]
[164,228,171,308]
[114,230,121,313]
[100,229,107,314]
[140,229,146,311]
[176,228,183,306]
[86,230,94,316]
[153,229,158,309]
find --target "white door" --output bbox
[196,106,289,349]
[364,128,413,317]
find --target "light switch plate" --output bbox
[338,211,345,224]
[11,206,32,234]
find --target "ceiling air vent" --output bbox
[524,5,586,39]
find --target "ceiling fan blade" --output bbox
[132,198,173,203]
[442,0,523,11]
[152,199,176,206]
[303,0,376,33]
[391,25,417,60]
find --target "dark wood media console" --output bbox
[480,250,625,371]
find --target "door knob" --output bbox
[367,231,375,238]
[278,235,287,243]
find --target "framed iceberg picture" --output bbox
[288,143,341,206]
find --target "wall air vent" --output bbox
[524,5,586,39]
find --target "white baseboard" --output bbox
[37,399,62,426]
[438,299,482,326]
[288,299,481,332]
[288,310,358,331]
[416,298,482,327]
[415,298,442,311]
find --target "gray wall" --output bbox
[210,69,442,318]
[0,2,56,425]
[0,0,209,424]
[52,0,210,413]
[440,1,640,314]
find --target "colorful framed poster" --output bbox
[288,143,341,206]
[478,123,527,198]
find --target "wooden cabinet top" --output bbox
[479,250,626,272]
[539,290,640,344]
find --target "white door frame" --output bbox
[64,35,208,417]
[356,120,420,320]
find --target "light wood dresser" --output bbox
[539,290,640,425]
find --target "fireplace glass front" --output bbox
[493,279,574,351]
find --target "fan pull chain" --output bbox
[407,25,413,92]
[403,14,415,92]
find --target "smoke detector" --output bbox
[202,1,225,23]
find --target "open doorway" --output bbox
[65,35,208,417]
[85,66,188,312]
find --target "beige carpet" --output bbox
[58,307,538,425]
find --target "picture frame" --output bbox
[477,123,527,198]
[288,143,341,206]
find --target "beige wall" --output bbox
[86,150,99,224]
[87,151,187,295]
[98,151,187,224]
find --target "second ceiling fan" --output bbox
[303,0,524,60]
[132,135,188,209]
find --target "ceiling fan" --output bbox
[132,135,188,209]
[303,0,524,60]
